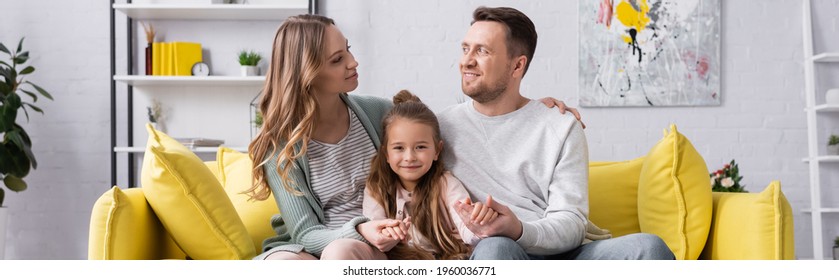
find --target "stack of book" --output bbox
[175,138,224,149]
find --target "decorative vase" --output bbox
[0,207,7,260]
[241,65,259,77]
[834,246,839,260]
[145,43,153,75]
[826,88,839,105]
[829,144,839,155]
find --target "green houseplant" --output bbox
[238,50,262,77]
[828,134,839,155]
[834,236,839,260]
[0,38,53,207]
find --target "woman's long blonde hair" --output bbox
[366,90,472,260]
[247,14,335,200]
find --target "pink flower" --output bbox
[721,177,734,188]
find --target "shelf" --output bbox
[114,146,247,153]
[114,75,264,86]
[809,104,839,113]
[112,2,309,20]
[801,156,839,163]
[810,52,839,62]
[802,208,839,213]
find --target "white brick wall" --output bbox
[0,0,835,259]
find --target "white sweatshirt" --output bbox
[438,100,589,255]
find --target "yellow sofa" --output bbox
[88,125,794,260]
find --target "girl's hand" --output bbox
[380,216,412,242]
[538,97,586,129]
[470,196,499,225]
[357,219,403,252]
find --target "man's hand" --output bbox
[538,97,586,129]
[454,195,523,240]
[357,219,407,252]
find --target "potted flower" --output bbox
[709,159,747,193]
[1,38,54,255]
[238,50,261,77]
[828,134,839,155]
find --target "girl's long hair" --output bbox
[365,90,472,260]
[247,14,335,199]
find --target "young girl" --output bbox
[363,90,497,260]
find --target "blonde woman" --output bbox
[248,14,580,260]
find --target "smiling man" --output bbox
[437,6,675,260]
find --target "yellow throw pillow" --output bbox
[700,181,794,259]
[217,147,279,252]
[638,124,712,260]
[88,186,185,260]
[588,157,644,237]
[141,124,255,259]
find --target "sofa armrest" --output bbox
[700,181,794,260]
[88,187,186,260]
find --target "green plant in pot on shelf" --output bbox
[0,38,53,207]
[834,236,839,260]
[238,50,262,77]
[828,134,839,156]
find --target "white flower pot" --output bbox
[241,66,259,77]
[0,207,7,259]
[826,88,839,105]
[829,144,839,155]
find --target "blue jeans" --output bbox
[470,233,675,260]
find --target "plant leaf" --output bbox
[6,130,36,170]
[16,37,24,53]
[3,174,27,192]
[0,42,9,55]
[26,82,53,100]
[23,102,43,114]
[0,142,30,178]
[0,188,5,207]
[19,66,34,75]
[20,105,30,122]
[21,89,37,102]
[14,52,29,65]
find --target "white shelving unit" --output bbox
[802,0,839,260]
[110,1,314,187]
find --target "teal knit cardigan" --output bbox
[260,93,392,256]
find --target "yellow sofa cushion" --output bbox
[701,181,794,259]
[217,147,279,253]
[141,124,255,259]
[88,186,185,260]
[588,157,644,237]
[637,124,712,260]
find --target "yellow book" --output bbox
[172,42,202,76]
[165,43,175,76]
[152,42,163,76]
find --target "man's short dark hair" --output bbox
[471,6,538,76]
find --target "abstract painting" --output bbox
[579,0,720,107]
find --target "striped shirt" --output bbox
[307,108,376,228]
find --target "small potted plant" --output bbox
[828,134,839,155]
[834,236,839,260]
[238,50,262,77]
[709,159,747,193]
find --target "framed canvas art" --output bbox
[579,0,720,107]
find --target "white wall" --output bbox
[0,0,836,259]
